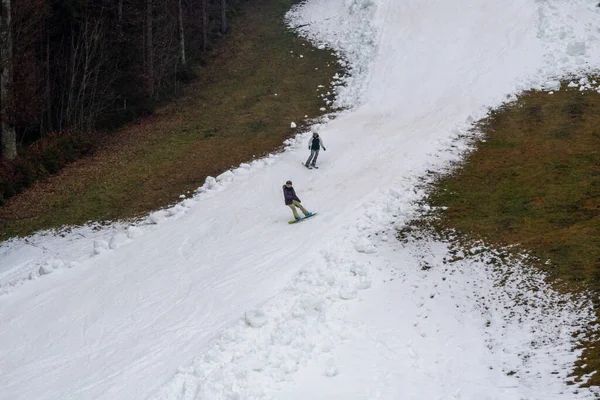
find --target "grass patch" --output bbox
[425,83,600,385]
[0,0,341,239]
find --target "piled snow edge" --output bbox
[148,185,425,400]
[150,249,373,399]
[0,114,339,295]
[285,0,378,110]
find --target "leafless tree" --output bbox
[221,0,226,34]
[146,0,154,95]
[178,0,186,64]
[2,0,240,157]
[202,0,207,52]
[0,0,16,159]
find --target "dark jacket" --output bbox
[309,136,325,150]
[283,185,300,205]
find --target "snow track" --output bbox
[2,0,600,399]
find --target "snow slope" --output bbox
[2,0,600,399]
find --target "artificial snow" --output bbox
[1,0,600,399]
[567,41,587,56]
[544,80,561,90]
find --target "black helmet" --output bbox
[313,132,318,136]
[285,180,292,185]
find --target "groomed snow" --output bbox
[1,0,600,399]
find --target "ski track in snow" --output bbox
[2,0,600,399]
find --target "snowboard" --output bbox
[288,212,318,224]
[302,162,318,169]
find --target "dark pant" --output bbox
[306,149,319,166]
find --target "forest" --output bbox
[0,0,233,203]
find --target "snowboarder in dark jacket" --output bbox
[305,132,326,168]
[283,180,312,221]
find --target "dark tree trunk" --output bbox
[146,0,154,95]
[201,0,207,52]
[0,0,16,159]
[178,0,186,64]
[220,0,226,34]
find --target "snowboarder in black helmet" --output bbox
[305,132,326,168]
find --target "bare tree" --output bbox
[146,0,154,95]
[117,0,123,38]
[201,0,207,52]
[151,2,179,91]
[10,0,45,135]
[43,32,50,134]
[220,0,226,34]
[178,0,185,64]
[69,16,112,130]
[0,0,16,160]
[1,0,230,161]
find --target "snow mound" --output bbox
[567,41,586,57]
[149,244,374,399]
[244,309,268,328]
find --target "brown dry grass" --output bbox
[0,0,339,238]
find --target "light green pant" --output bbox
[288,200,308,219]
